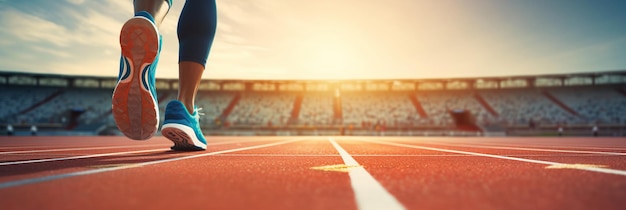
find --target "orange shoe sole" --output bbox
[112,17,160,140]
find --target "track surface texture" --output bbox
[1,136,625,210]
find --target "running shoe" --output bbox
[161,100,207,151]
[112,13,161,140]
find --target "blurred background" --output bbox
[1,0,625,137]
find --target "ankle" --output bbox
[134,11,156,24]
[177,98,195,114]
[185,105,194,115]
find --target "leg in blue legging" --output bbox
[176,0,217,114]
[161,0,216,151]
[129,0,215,114]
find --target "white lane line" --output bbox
[363,139,626,177]
[0,138,268,155]
[214,154,610,157]
[0,139,302,189]
[374,137,626,151]
[420,139,626,151]
[328,138,405,210]
[0,139,281,166]
[418,141,626,156]
[0,148,169,166]
[0,144,171,155]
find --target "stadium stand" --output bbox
[418,90,494,126]
[226,92,296,126]
[298,93,334,125]
[25,89,111,124]
[479,88,580,125]
[1,71,625,136]
[341,92,423,128]
[0,86,59,124]
[547,86,626,124]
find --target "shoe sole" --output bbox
[112,17,160,140]
[162,124,207,151]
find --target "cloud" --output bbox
[66,0,85,5]
[1,0,625,80]
[0,9,73,47]
[0,1,123,77]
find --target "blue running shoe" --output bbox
[112,13,161,140]
[162,100,207,151]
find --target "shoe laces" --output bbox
[194,107,204,121]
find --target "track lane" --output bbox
[0,138,300,184]
[2,136,626,210]
[371,137,626,171]
[333,137,626,210]
[0,136,167,150]
[0,137,285,163]
[0,138,358,210]
[430,137,626,150]
[0,136,280,152]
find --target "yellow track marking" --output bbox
[310,164,362,172]
[546,164,608,169]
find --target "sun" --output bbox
[301,32,364,80]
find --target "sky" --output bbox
[0,0,625,80]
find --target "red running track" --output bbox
[1,136,626,210]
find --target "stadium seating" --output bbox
[417,91,494,126]
[342,92,423,127]
[196,91,235,125]
[0,86,58,123]
[227,92,295,126]
[298,93,334,125]
[20,88,112,124]
[547,87,626,124]
[479,88,580,125]
[3,84,625,133]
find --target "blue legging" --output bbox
[177,0,217,67]
[136,0,216,67]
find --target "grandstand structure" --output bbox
[1,70,625,136]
